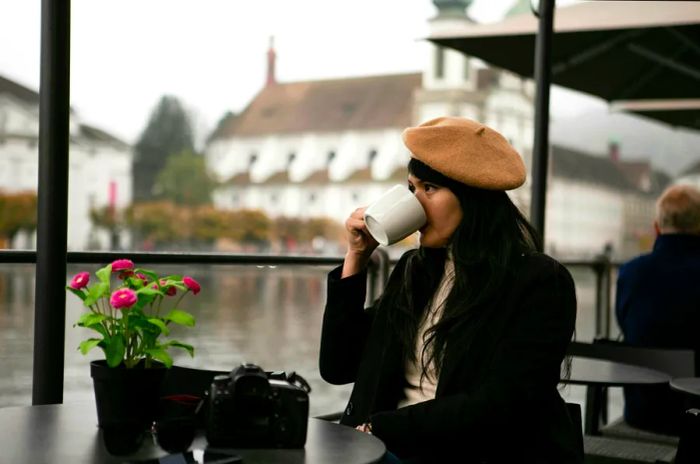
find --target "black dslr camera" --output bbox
[206,363,311,448]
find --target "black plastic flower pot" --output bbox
[90,359,167,454]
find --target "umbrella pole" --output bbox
[530,0,555,250]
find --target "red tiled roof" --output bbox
[343,167,373,183]
[0,74,39,104]
[224,171,251,186]
[212,73,422,139]
[301,169,330,184]
[387,165,409,183]
[260,170,291,185]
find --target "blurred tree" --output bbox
[155,150,215,206]
[226,209,271,244]
[133,95,195,201]
[192,206,227,242]
[0,191,37,246]
[89,205,125,249]
[303,217,343,242]
[126,201,185,246]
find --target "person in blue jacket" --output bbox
[319,117,581,463]
[616,183,700,435]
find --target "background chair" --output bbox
[566,340,695,463]
[567,339,694,441]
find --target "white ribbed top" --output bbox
[398,255,455,408]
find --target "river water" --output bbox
[0,262,621,423]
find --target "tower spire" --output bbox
[432,0,472,18]
[266,36,276,87]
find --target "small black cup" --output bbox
[153,395,201,453]
[102,422,146,455]
[153,416,196,453]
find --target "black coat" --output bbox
[616,234,700,434]
[319,251,582,463]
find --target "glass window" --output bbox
[368,149,378,163]
[435,46,445,79]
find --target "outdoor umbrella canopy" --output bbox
[611,99,700,131]
[429,1,700,102]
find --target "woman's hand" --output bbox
[355,422,373,434]
[342,207,379,278]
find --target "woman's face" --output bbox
[408,173,463,248]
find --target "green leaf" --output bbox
[76,312,106,328]
[168,281,187,291]
[145,348,173,368]
[162,274,183,281]
[136,287,162,296]
[104,335,125,367]
[78,338,102,355]
[135,269,159,283]
[132,292,156,312]
[165,340,194,357]
[84,282,110,307]
[126,275,146,289]
[146,318,169,336]
[66,286,87,301]
[163,309,196,327]
[96,264,112,284]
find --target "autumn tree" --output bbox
[0,191,38,247]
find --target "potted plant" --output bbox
[67,258,200,452]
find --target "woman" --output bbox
[319,117,581,463]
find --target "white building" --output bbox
[546,144,668,259]
[205,0,666,259]
[0,74,133,250]
[206,0,534,229]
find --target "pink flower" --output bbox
[151,280,176,296]
[111,259,135,272]
[161,280,176,296]
[135,273,148,284]
[183,276,201,295]
[69,272,90,290]
[110,288,137,309]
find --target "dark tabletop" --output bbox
[670,377,700,398]
[561,356,671,387]
[0,402,386,464]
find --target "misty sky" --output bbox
[0,0,600,145]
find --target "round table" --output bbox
[670,377,700,399]
[563,357,671,386]
[561,357,670,435]
[0,403,386,464]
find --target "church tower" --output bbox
[416,0,480,123]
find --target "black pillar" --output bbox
[32,0,71,405]
[530,0,555,249]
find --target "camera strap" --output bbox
[266,370,312,393]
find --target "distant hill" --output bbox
[550,110,700,177]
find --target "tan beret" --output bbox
[402,116,526,190]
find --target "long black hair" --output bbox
[379,158,542,382]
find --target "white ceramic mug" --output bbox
[363,184,427,246]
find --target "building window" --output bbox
[270,194,278,203]
[368,149,378,163]
[288,152,296,166]
[309,193,316,203]
[352,192,359,202]
[327,150,336,165]
[464,58,470,80]
[249,152,258,167]
[434,46,445,79]
[232,193,239,205]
